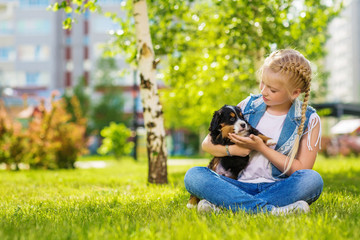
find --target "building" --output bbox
[0,0,137,110]
[325,0,360,103]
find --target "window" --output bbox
[18,45,50,61]
[0,71,18,87]
[83,36,89,46]
[19,0,50,8]
[0,20,13,35]
[98,0,124,6]
[0,47,16,61]
[26,72,40,86]
[16,19,50,35]
[65,36,72,45]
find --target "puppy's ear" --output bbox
[235,105,243,117]
[209,109,222,133]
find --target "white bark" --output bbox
[133,0,167,184]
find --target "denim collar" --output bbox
[247,94,302,124]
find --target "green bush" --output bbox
[97,122,134,160]
[0,104,30,170]
[27,96,88,169]
[0,94,88,170]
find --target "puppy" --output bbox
[187,105,276,209]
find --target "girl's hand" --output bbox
[228,133,267,152]
[202,134,251,157]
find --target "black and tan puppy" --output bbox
[187,105,276,209]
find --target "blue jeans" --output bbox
[184,166,323,213]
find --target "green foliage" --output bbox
[61,59,127,136]
[94,57,117,87]
[317,107,333,117]
[0,94,88,170]
[89,56,129,134]
[98,122,134,159]
[153,0,342,131]
[93,56,126,87]
[51,0,342,132]
[0,102,30,170]
[63,77,91,128]
[90,89,127,134]
[48,0,100,29]
[27,96,88,169]
[0,156,359,239]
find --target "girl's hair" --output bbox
[261,49,312,174]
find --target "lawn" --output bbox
[0,155,359,240]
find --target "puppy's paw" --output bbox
[266,139,277,146]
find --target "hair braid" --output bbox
[262,49,313,174]
[297,86,311,136]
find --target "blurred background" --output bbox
[0,0,359,170]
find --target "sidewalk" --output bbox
[75,158,209,169]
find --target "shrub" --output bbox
[0,93,88,170]
[0,101,30,170]
[27,95,88,169]
[97,122,134,160]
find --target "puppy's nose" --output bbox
[240,123,246,128]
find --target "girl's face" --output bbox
[260,68,301,111]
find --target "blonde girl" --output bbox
[184,49,323,214]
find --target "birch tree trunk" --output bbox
[133,0,168,184]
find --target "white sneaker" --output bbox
[271,200,310,215]
[197,199,221,213]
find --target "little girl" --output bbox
[184,49,323,214]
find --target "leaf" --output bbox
[64,6,73,13]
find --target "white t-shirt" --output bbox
[236,97,322,183]
[237,111,286,183]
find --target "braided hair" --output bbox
[261,49,312,174]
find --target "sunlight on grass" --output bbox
[0,156,359,239]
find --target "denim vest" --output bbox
[242,94,316,180]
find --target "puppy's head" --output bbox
[209,105,249,144]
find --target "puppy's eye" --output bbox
[230,118,235,121]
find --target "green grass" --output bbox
[0,156,359,240]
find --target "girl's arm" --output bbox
[228,122,321,176]
[202,134,251,157]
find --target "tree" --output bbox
[52,0,168,184]
[86,0,341,132]
[51,0,341,177]
[132,0,168,183]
